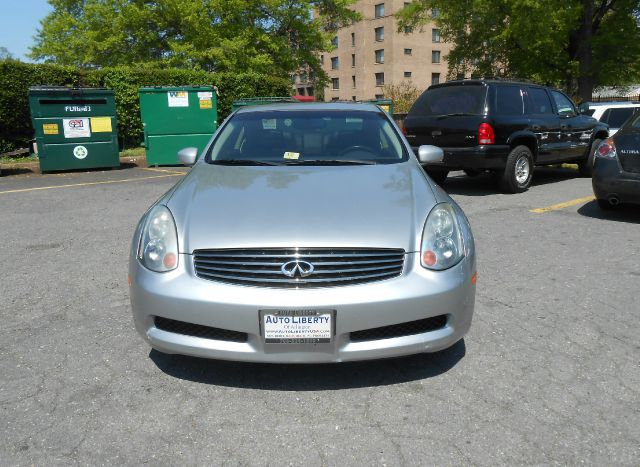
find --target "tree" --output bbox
[0,47,14,60]
[30,0,358,87]
[382,81,421,113]
[397,0,640,100]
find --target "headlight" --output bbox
[138,205,178,272]
[420,203,465,270]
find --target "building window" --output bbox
[375,72,385,86]
[320,54,324,64]
[297,87,305,95]
[404,71,412,78]
[331,97,339,101]
[352,96,357,101]
[404,2,410,6]
[375,3,385,18]
[432,8,440,18]
[375,94,384,99]
[351,54,356,67]
[375,27,384,41]
[375,49,384,64]
[331,57,339,70]
[331,36,338,47]
[432,28,440,43]
[351,32,355,46]
[352,76,356,88]
[404,25,413,33]
[431,73,440,85]
[404,48,412,55]
[432,50,441,63]
[332,78,339,90]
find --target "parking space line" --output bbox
[0,173,182,195]
[141,167,186,175]
[530,195,595,213]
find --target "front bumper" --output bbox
[413,145,510,170]
[129,253,476,363]
[592,157,640,206]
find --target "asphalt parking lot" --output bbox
[1,164,639,465]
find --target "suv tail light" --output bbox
[478,123,495,145]
[596,138,617,159]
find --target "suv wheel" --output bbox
[425,168,449,185]
[578,139,602,177]
[500,145,533,193]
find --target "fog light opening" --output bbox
[422,251,437,267]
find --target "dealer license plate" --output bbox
[261,309,333,344]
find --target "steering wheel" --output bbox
[338,145,377,157]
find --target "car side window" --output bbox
[550,91,577,118]
[528,88,553,114]
[495,86,524,115]
[607,108,636,128]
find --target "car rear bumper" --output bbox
[129,253,476,363]
[592,157,640,205]
[413,145,510,170]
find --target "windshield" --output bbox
[410,85,487,117]
[207,109,407,165]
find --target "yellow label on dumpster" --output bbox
[43,123,59,135]
[199,99,213,109]
[379,104,390,113]
[90,117,112,133]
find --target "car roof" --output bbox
[430,79,546,88]
[587,101,640,108]
[234,102,383,114]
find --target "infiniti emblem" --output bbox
[280,260,315,278]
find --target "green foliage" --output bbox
[382,81,422,114]
[30,0,359,91]
[397,0,640,99]
[0,61,291,153]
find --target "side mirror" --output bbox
[417,145,444,164]
[178,147,198,166]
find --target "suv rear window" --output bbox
[410,85,486,116]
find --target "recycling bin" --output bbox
[231,97,297,112]
[365,98,394,115]
[28,87,120,172]
[139,86,217,165]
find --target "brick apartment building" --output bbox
[314,0,452,101]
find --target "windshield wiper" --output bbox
[283,159,376,165]
[211,159,279,166]
[437,112,477,119]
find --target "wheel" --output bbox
[464,169,482,177]
[578,138,602,177]
[425,168,449,185]
[499,145,533,193]
[597,198,616,210]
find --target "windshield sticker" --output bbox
[262,119,277,130]
[284,118,292,127]
[283,152,300,160]
[345,118,363,124]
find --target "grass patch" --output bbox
[0,154,38,164]
[120,147,146,159]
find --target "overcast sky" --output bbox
[0,0,53,61]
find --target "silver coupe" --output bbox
[129,103,476,363]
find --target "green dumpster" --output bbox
[364,98,394,115]
[139,86,217,166]
[28,87,120,172]
[231,97,297,112]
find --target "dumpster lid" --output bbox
[139,86,215,92]
[28,86,114,96]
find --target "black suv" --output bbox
[404,80,609,192]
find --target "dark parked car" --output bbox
[403,80,609,193]
[592,109,640,209]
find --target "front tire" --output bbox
[578,138,602,177]
[499,145,534,193]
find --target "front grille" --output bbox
[154,316,248,343]
[350,315,448,342]
[192,248,405,288]
[619,152,640,174]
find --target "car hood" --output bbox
[167,162,437,254]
